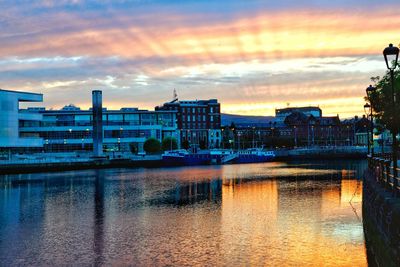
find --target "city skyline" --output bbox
[2,0,400,118]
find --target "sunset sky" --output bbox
[1,0,400,118]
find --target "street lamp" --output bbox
[383,43,399,71]
[383,43,399,179]
[237,133,241,150]
[252,126,256,148]
[364,103,371,155]
[311,125,315,146]
[366,85,377,156]
[366,84,376,98]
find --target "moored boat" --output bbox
[235,148,275,163]
[162,148,275,166]
[162,150,211,166]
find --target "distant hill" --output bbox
[221,113,274,127]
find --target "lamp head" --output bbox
[364,103,371,115]
[383,43,399,70]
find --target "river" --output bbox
[0,160,368,266]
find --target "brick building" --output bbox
[156,99,222,149]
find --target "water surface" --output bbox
[0,160,368,266]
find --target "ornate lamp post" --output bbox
[366,85,376,156]
[364,103,371,155]
[383,43,399,179]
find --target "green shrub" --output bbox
[162,137,178,151]
[143,138,161,154]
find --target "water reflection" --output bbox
[0,160,368,266]
[94,170,105,266]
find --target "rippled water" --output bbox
[0,160,368,266]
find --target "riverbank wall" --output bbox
[0,147,367,175]
[274,146,366,160]
[363,170,400,266]
[0,158,164,174]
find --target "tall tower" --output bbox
[92,90,103,157]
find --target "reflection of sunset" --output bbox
[221,180,279,265]
[221,178,366,266]
[0,160,369,265]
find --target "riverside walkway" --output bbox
[363,155,400,266]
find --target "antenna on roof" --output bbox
[173,89,178,102]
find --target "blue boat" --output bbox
[235,148,275,163]
[162,150,211,166]
[162,148,275,166]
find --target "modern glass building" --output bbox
[0,89,43,155]
[19,105,178,153]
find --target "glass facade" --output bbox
[19,109,178,152]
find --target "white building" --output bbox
[0,89,43,150]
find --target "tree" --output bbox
[182,139,190,150]
[368,70,400,134]
[143,138,161,154]
[368,69,400,175]
[162,137,178,151]
[129,143,138,154]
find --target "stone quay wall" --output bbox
[363,170,400,266]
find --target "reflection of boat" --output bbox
[236,148,275,163]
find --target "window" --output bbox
[125,114,139,121]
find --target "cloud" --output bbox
[2,1,400,117]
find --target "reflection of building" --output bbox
[156,99,221,149]
[20,105,178,152]
[0,89,43,152]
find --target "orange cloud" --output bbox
[3,6,400,117]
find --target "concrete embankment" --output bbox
[363,170,400,266]
[0,158,164,174]
[274,147,366,161]
[0,147,367,175]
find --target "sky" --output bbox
[1,0,400,118]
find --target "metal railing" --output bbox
[368,153,400,195]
